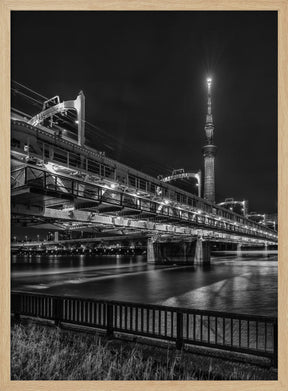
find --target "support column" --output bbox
[54,231,59,242]
[194,238,210,264]
[194,238,203,264]
[203,241,211,264]
[147,240,195,264]
[237,243,242,257]
[264,243,269,258]
[147,238,157,263]
[183,242,187,262]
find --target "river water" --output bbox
[11,254,278,317]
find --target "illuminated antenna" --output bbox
[202,76,217,203]
[205,77,214,144]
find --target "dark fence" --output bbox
[11,291,277,366]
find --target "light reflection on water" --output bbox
[11,254,277,317]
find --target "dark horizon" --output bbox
[11,11,277,214]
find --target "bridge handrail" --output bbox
[11,165,277,242]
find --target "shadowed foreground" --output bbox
[11,323,276,380]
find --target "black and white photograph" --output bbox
[10,10,278,381]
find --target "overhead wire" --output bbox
[13,80,48,100]
[11,87,43,107]
[11,80,175,177]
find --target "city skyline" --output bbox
[11,11,277,213]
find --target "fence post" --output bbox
[54,297,63,327]
[12,293,21,323]
[273,321,278,368]
[176,312,183,350]
[106,303,114,338]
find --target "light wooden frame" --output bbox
[1,1,287,390]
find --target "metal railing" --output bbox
[11,291,277,366]
[11,165,277,242]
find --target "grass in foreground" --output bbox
[11,322,276,380]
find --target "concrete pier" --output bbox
[147,238,211,265]
[237,243,242,257]
[194,238,211,264]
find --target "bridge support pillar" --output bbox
[147,239,195,264]
[194,238,210,264]
[264,243,269,258]
[237,243,242,257]
[54,231,59,242]
[147,238,211,264]
[147,238,157,263]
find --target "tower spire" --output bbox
[205,77,214,144]
[202,77,217,203]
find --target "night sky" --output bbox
[11,11,277,214]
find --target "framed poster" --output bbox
[1,0,287,390]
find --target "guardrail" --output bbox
[11,291,277,366]
[11,165,277,242]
